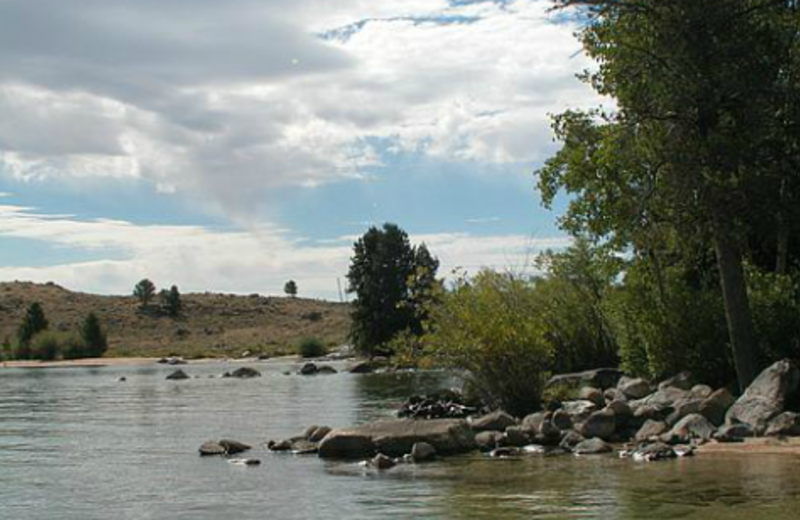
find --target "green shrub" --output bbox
[297,337,326,358]
[424,270,554,416]
[29,332,62,361]
[80,313,108,358]
[746,266,800,365]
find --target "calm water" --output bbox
[2,360,800,520]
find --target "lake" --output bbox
[2,360,800,519]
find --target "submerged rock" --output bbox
[229,367,261,378]
[573,438,613,455]
[410,442,437,463]
[371,453,396,470]
[199,439,251,456]
[166,369,190,380]
[227,458,261,466]
[299,363,337,375]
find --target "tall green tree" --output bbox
[133,279,157,309]
[17,302,49,357]
[284,280,298,298]
[80,313,108,358]
[160,285,182,317]
[347,223,439,356]
[540,0,799,390]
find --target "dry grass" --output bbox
[0,282,351,359]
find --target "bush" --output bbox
[425,270,553,416]
[80,313,108,358]
[297,337,326,358]
[746,266,800,366]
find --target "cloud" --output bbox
[0,202,568,298]
[0,0,598,218]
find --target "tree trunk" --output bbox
[713,225,758,392]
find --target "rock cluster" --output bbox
[397,389,482,420]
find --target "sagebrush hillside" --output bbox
[0,282,351,358]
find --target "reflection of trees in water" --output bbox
[352,371,464,425]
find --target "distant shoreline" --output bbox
[0,357,162,369]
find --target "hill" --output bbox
[0,282,351,359]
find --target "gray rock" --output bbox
[504,426,531,447]
[579,387,605,407]
[489,447,520,458]
[552,409,573,431]
[765,412,800,437]
[299,363,319,375]
[604,388,627,403]
[219,439,251,455]
[317,365,338,374]
[410,442,437,462]
[630,386,689,410]
[699,388,736,426]
[665,414,715,444]
[659,371,695,391]
[559,430,585,451]
[539,417,562,442]
[665,398,703,426]
[635,420,668,443]
[349,361,377,374]
[573,437,613,455]
[630,442,677,462]
[547,368,624,390]
[715,423,755,442]
[632,403,671,422]
[521,412,545,434]
[267,439,293,451]
[690,384,713,400]
[318,419,475,459]
[618,377,652,400]
[230,367,261,378]
[291,440,319,455]
[371,453,396,470]
[579,409,616,440]
[475,431,505,451]
[606,400,633,427]
[471,411,517,432]
[303,425,320,439]
[725,359,800,434]
[308,426,332,443]
[199,441,226,456]
[166,369,190,380]
[561,400,598,424]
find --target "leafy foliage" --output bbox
[16,302,49,356]
[346,223,439,357]
[134,279,157,308]
[80,313,108,358]
[159,285,182,317]
[284,280,298,298]
[297,336,326,358]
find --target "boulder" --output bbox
[410,442,437,463]
[690,385,713,400]
[630,386,688,410]
[635,420,668,443]
[559,431,585,451]
[604,388,627,403]
[475,431,505,451]
[349,361,377,374]
[199,441,227,456]
[397,390,480,420]
[561,400,598,424]
[290,440,319,455]
[504,426,531,447]
[219,439,251,455]
[308,426,332,443]
[699,388,736,426]
[267,439,293,452]
[725,360,800,434]
[765,411,800,437]
[665,398,704,426]
[629,442,677,462]
[230,367,261,378]
[299,362,337,375]
[318,419,475,459]
[317,365,338,375]
[552,409,573,431]
[618,377,651,400]
[547,368,624,390]
[579,409,616,440]
[632,404,671,423]
[521,412,545,434]
[573,438,613,455]
[371,453,396,470]
[659,371,695,391]
[664,414,715,444]
[166,369,190,380]
[579,387,605,407]
[471,411,517,432]
[606,400,633,428]
[714,423,755,443]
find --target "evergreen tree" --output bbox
[80,313,108,358]
[160,285,182,317]
[346,223,439,356]
[284,280,298,298]
[133,279,157,309]
[17,302,49,357]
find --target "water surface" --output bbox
[2,360,799,519]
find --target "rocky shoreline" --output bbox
[199,359,800,469]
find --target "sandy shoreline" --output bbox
[697,437,800,456]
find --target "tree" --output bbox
[284,280,298,298]
[17,302,49,348]
[347,223,439,356]
[80,313,108,358]
[160,285,182,317]
[133,279,156,309]
[540,0,799,390]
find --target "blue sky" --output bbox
[0,0,596,299]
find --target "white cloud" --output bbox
[0,0,598,218]
[0,203,568,298]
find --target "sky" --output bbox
[0,0,600,300]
